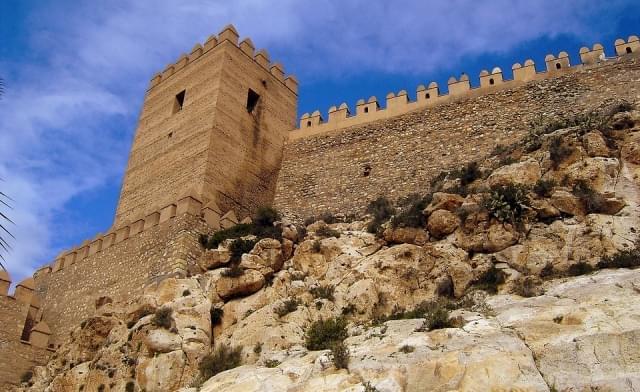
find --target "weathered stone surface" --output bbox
[583,131,611,157]
[551,190,585,216]
[488,159,541,187]
[423,192,465,216]
[216,270,265,300]
[564,157,619,193]
[198,248,231,270]
[427,209,459,238]
[382,226,429,245]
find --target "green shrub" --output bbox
[201,224,253,249]
[318,212,338,224]
[310,285,335,301]
[264,359,281,368]
[533,179,556,197]
[597,245,640,269]
[254,206,280,227]
[274,298,300,317]
[567,261,595,276]
[549,136,575,168]
[253,342,262,354]
[305,317,348,350]
[498,156,517,167]
[316,225,341,238]
[198,345,243,380]
[572,180,606,214]
[514,276,542,297]
[363,382,380,392]
[382,299,453,331]
[330,341,350,369]
[151,307,173,329]
[452,161,482,186]
[229,238,257,262]
[366,197,395,222]
[221,263,245,278]
[482,184,530,223]
[391,194,430,228]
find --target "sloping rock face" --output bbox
[186,269,640,392]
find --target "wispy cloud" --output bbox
[0,0,635,285]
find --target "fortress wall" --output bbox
[274,56,640,221]
[31,196,239,345]
[293,37,639,138]
[0,287,52,388]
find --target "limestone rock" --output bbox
[427,209,460,238]
[198,248,231,270]
[382,226,429,245]
[583,131,611,157]
[216,270,265,300]
[530,198,561,219]
[423,192,465,215]
[550,190,585,216]
[250,238,284,272]
[564,157,619,193]
[488,159,541,187]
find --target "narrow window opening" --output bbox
[247,89,260,113]
[555,63,562,70]
[363,165,372,177]
[489,78,495,85]
[173,90,186,114]
[364,107,369,113]
[306,121,312,127]
[626,47,633,54]
[425,93,430,99]
[167,132,173,139]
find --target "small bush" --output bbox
[549,136,575,168]
[482,184,530,223]
[229,238,257,262]
[305,317,348,350]
[254,206,280,228]
[498,156,517,167]
[316,225,341,238]
[210,307,224,326]
[533,179,556,197]
[366,197,395,223]
[597,245,640,269]
[391,194,430,228]
[572,180,606,214]
[221,263,245,278]
[452,161,482,186]
[20,371,33,384]
[310,239,322,253]
[317,211,338,224]
[399,345,415,354]
[198,345,243,380]
[274,298,300,317]
[152,307,173,329]
[264,359,281,368]
[304,216,317,226]
[567,261,595,276]
[125,381,135,392]
[330,341,350,369]
[514,276,542,297]
[310,285,335,301]
[383,299,453,331]
[363,382,380,392]
[202,223,253,249]
[253,342,262,354]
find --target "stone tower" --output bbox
[114,25,298,227]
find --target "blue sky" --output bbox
[0,0,638,285]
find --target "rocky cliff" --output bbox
[17,102,640,391]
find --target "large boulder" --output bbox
[550,190,585,216]
[564,157,620,193]
[198,248,231,271]
[423,192,465,215]
[383,226,429,245]
[488,159,541,187]
[427,209,460,238]
[216,269,265,300]
[583,131,612,157]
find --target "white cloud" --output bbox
[0,0,633,285]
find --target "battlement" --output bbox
[147,25,299,95]
[293,35,639,139]
[36,192,246,277]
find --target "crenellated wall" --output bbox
[291,36,639,139]
[31,194,245,345]
[275,38,640,221]
[0,271,54,389]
